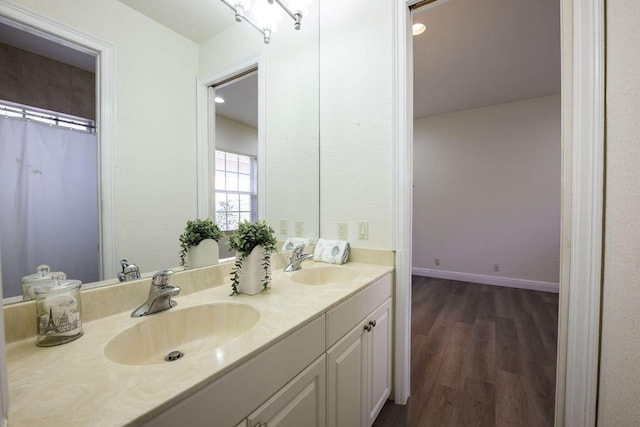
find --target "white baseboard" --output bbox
[412,267,559,293]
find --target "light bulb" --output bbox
[252,0,283,32]
[412,23,426,36]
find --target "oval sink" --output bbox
[105,303,260,366]
[290,266,359,285]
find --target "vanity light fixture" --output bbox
[412,23,426,36]
[220,0,309,44]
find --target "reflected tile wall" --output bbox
[0,42,95,120]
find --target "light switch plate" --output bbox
[338,223,348,240]
[279,220,288,235]
[295,221,303,237]
[358,221,369,240]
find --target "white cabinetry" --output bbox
[245,355,326,427]
[326,274,392,427]
[148,272,392,427]
[364,299,392,426]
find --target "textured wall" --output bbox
[598,0,640,424]
[0,42,95,120]
[319,0,394,248]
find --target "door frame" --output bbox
[0,3,117,281]
[0,2,117,422]
[392,1,604,425]
[196,54,266,221]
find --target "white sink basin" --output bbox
[104,303,260,366]
[290,266,359,285]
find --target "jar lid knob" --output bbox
[36,264,50,277]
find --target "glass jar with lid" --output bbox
[21,264,64,301]
[34,274,83,347]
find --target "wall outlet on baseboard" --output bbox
[493,264,500,272]
[434,258,440,266]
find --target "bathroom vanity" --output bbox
[3,256,393,427]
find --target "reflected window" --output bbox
[214,149,257,231]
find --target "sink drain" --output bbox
[165,350,184,362]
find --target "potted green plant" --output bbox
[228,220,278,295]
[179,218,224,269]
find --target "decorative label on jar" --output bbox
[34,276,83,347]
[37,294,81,336]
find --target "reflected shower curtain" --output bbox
[0,117,99,298]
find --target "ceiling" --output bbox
[215,73,258,129]
[412,0,561,118]
[118,0,236,43]
[0,21,95,71]
[1,0,560,122]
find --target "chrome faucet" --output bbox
[284,244,313,272]
[118,259,141,282]
[131,270,180,317]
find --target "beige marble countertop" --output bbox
[6,261,393,426]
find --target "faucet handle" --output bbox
[292,244,310,255]
[152,269,174,287]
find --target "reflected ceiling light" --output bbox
[220,0,309,44]
[214,96,225,103]
[412,23,426,36]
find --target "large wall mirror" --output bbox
[0,0,319,304]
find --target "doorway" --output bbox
[388,0,562,424]
[0,5,117,299]
[0,19,104,300]
[197,58,265,260]
[391,0,604,425]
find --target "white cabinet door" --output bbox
[326,320,367,427]
[365,298,392,426]
[326,297,392,427]
[247,355,326,427]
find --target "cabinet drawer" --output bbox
[325,274,392,349]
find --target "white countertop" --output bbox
[6,261,393,426]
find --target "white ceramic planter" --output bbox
[186,239,219,269]
[236,245,271,295]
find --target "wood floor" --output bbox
[373,276,558,427]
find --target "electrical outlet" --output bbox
[295,221,303,237]
[434,258,440,266]
[279,220,288,235]
[338,222,348,240]
[358,221,369,240]
[493,264,500,272]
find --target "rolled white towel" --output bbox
[313,239,350,264]
[282,237,312,251]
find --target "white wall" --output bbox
[199,6,320,241]
[319,0,394,248]
[413,95,561,285]
[215,115,258,157]
[599,0,640,424]
[7,0,200,274]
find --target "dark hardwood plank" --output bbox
[373,277,558,427]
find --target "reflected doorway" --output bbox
[209,70,259,259]
[0,21,100,300]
